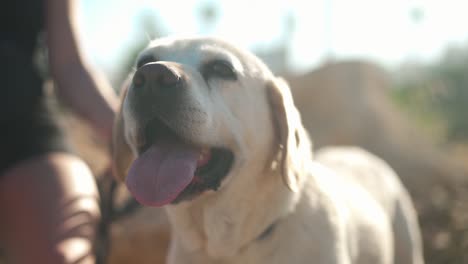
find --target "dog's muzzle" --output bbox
[124,62,235,207]
[130,62,186,118]
[133,62,184,94]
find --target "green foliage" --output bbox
[392,79,445,138]
[392,44,468,142]
[431,51,468,141]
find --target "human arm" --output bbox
[46,0,118,142]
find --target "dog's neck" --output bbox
[165,167,303,259]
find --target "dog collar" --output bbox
[256,220,279,241]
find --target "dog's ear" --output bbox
[267,77,312,192]
[112,80,134,181]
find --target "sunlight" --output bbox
[76,0,468,73]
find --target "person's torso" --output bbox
[0,0,44,57]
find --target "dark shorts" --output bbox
[0,42,71,175]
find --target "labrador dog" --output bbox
[112,36,424,264]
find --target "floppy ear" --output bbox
[267,77,312,192]
[112,80,134,181]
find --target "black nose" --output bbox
[132,62,183,94]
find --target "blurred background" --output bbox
[64,0,468,263]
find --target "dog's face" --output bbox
[113,37,308,207]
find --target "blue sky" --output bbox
[76,0,468,75]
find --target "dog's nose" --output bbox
[132,62,183,94]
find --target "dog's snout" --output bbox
[132,62,183,93]
[129,62,187,119]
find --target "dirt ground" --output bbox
[287,61,468,264]
[64,60,468,264]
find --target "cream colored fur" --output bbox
[113,36,424,264]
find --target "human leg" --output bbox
[0,153,100,264]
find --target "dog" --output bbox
[112,36,424,264]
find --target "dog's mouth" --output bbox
[126,117,234,207]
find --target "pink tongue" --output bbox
[126,141,199,207]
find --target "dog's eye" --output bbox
[203,60,237,80]
[136,54,157,68]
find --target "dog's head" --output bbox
[113,36,311,207]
